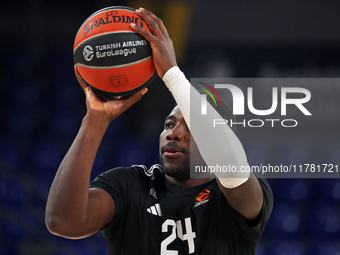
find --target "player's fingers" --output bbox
[120,88,148,111]
[135,8,168,37]
[139,8,169,36]
[74,65,87,91]
[83,85,94,100]
[74,65,99,103]
[130,22,154,42]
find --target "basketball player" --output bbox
[45,8,273,255]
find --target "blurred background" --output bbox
[1,0,340,254]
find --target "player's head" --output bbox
[159,100,235,180]
[159,105,205,180]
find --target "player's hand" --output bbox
[74,65,148,122]
[131,8,177,78]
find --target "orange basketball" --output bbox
[74,6,156,99]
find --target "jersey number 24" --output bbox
[161,217,196,255]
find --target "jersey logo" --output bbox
[196,189,210,201]
[194,189,210,207]
[147,203,162,216]
[150,188,158,200]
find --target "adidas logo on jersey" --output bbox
[147,203,162,216]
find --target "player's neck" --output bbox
[165,175,214,189]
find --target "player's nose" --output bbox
[166,124,184,141]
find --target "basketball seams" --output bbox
[76,56,153,69]
[84,71,157,96]
[85,6,135,20]
[74,31,138,53]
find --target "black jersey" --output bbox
[89,164,273,255]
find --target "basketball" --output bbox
[74,6,156,100]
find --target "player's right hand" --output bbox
[74,65,148,122]
[131,8,177,79]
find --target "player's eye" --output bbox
[164,122,175,129]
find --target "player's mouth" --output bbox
[161,143,185,159]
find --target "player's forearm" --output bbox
[45,114,109,233]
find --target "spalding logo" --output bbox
[83,45,94,61]
[83,14,144,36]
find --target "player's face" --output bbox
[159,106,204,180]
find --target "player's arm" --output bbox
[162,67,263,220]
[45,66,147,239]
[216,174,263,220]
[132,8,262,220]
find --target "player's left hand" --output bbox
[74,65,148,123]
[131,8,177,78]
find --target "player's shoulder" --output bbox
[95,164,163,185]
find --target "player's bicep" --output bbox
[76,188,115,238]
